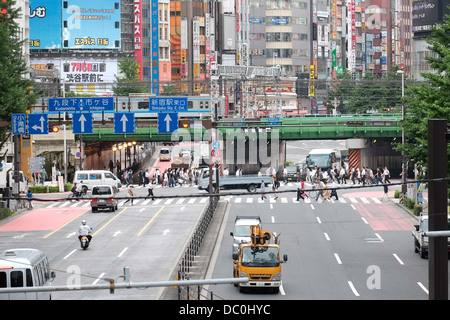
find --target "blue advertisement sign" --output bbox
[29,0,62,49]
[49,97,114,112]
[149,97,188,112]
[62,0,121,49]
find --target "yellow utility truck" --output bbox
[233,225,287,293]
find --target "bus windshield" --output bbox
[307,154,332,168]
[241,246,280,267]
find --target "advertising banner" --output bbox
[62,0,120,49]
[29,0,62,49]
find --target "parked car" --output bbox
[90,185,119,212]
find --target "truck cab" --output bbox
[233,225,287,293]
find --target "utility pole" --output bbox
[427,119,448,300]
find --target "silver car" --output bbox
[90,185,119,212]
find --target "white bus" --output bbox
[306,148,342,179]
[0,248,55,300]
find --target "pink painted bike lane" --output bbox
[0,207,89,232]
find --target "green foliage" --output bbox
[0,0,37,141]
[328,68,403,114]
[393,13,450,178]
[0,207,14,220]
[29,183,72,194]
[113,57,147,96]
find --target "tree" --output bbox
[328,69,403,114]
[112,57,147,96]
[394,13,450,176]
[0,0,36,148]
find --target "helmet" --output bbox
[82,220,86,225]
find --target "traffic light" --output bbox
[179,119,193,128]
[49,126,59,133]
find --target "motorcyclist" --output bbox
[78,220,92,244]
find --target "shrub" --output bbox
[0,208,14,220]
[413,204,422,216]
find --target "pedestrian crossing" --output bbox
[41,194,389,209]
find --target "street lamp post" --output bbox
[397,70,406,194]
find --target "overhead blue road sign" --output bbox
[12,114,26,135]
[73,113,94,134]
[49,97,114,112]
[158,113,178,134]
[114,113,135,134]
[149,97,188,112]
[28,113,48,135]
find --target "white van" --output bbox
[0,248,55,300]
[73,170,122,191]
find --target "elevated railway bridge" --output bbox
[57,113,402,175]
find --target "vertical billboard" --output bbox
[134,0,143,80]
[62,0,120,49]
[29,0,62,49]
[151,0,159,95]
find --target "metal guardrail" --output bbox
[176,194,222,300]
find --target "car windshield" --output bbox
[92,187,112,195]
[234,225,252,237]
[160,149,169,155]
[241,246,280,267]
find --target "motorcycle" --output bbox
[80,236,90,250]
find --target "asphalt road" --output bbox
[205,182,447,300]
[0,183,209,300]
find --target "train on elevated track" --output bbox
[32,94,228,120]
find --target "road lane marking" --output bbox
[316,217,322,224]
[92,208,127,237]
[310,204,315,210]
[63,249,77,260]
[348,281,360,297]
[118,247,128,258]
[43,208,90,239]
[334,253,342,264]
[361,217,369,224]
[137,206,165,236]
[271,216,275,223]
[350,204,356,211]
[417,282,429,295]
[393,253,405,265]
[279,284,286,295]
[92,273,105,285]
[324,233,330,241]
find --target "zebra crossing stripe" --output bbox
[43,194,389,208]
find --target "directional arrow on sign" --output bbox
[79,114,86,132]
[72,113,93,134]
[164,114,172,132]
[158,112,178,134]
[32,116,45,133]
[120,114,128,132]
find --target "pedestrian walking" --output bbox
[124,185,134,205]
[330,179,339,200]
[315,179,325,201]
[26,189,33,209]
[272,175,279,200]
[260,180,266,200]
[383,166,391,184]
[322,183,331,203]
[296,179,307,201]
[147,180,155,200]
[380,181,390,201]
